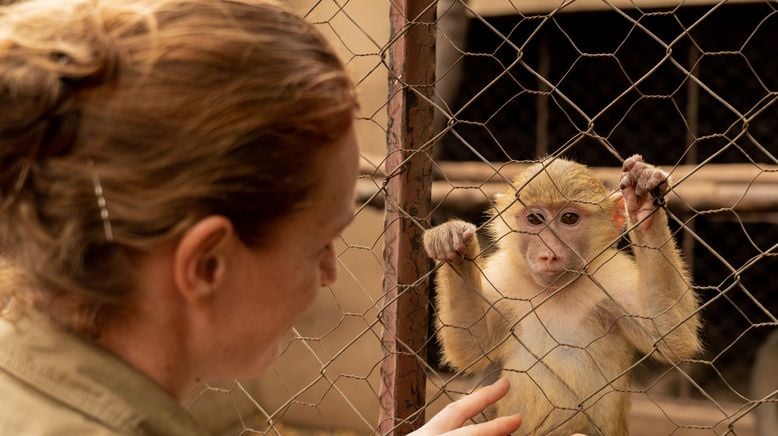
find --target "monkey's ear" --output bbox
[611,192,626,229]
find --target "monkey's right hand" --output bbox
[423,220,478,263]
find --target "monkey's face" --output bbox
[514,204,591,288]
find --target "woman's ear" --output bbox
[173,216,234,303]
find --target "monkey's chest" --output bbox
[500,308,628,398]
[508,312,601,367]
[497,311,630,435]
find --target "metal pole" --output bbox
[378,0,436,434]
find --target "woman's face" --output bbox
[208,128,360,378]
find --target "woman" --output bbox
[0,0,522,434]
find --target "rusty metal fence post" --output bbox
[377,0,436,434]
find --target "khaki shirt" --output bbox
[0,313,208,435]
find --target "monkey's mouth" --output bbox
[532,269,581,288]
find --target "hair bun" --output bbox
[0,58,70,136]
[0,55,77,205]
[1,0,120,191]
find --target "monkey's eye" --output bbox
[560,212,580,225]
[527,213,545,226]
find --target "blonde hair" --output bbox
[0,0,357,334]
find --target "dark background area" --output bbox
[439,3,777,165]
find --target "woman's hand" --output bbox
[411,378,522,436]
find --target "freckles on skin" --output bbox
[249,128,358,354]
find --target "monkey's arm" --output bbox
[617,155,702,362]
[424,220,508,373]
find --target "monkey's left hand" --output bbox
[619,154,670,230]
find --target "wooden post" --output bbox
[378,0,436,434]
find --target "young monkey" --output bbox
[423,155,701,436]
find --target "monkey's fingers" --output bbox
[450,228,467,259]
[621,159,647,192]
[441,231,460,262]
[634,166,651,197]
[453,223,476,256]
[441,222,475,261]
[618,172,634,191]
[625,160,649,197]
[637,168,670,203]
[423,229,447,261]
[461,226,475,245]
[622,154,644,172]
[423,221,477,263]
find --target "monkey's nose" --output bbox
[539,253,559,263]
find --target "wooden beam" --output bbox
[377,0,436,434]
[358,162,778,214]
[468,0,762,16]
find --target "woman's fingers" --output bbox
[444,414,522,436]
[423,378,513,431]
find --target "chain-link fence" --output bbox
[188,1,777,435]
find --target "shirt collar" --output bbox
[0,311,207,436]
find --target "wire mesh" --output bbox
[187,1,777,435]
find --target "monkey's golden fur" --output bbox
[425,157,701,436]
